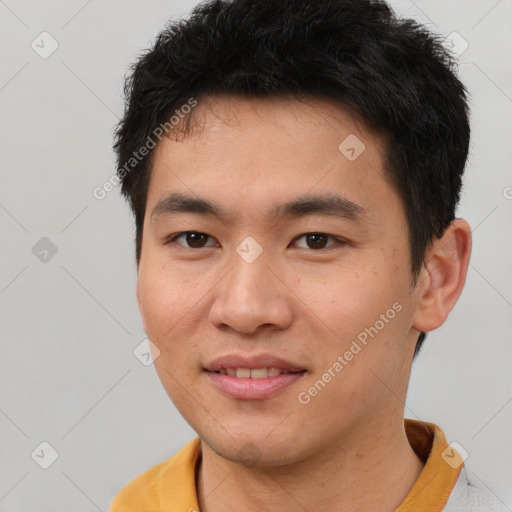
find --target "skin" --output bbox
[136,95,472,511]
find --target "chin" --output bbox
[201,430,309,468]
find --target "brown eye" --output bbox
[167,231,217,248]
[293,233,340,250]
[185,232,208,248]
[305,234,328,249]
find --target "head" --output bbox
[113,0,471,465]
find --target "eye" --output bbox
[165,231,345,250]
[166,231,218,249]
[292,233,344,250]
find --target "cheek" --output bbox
[292,261,391,336]
[138,274,175,339]
[139,267,205,401]
[137,260,215,388]
[292,259,411,383]
[138,261,204,339]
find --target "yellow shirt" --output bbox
[109,419,466,511]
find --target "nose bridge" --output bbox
[209,246,293,333]
[229,251,271,301]
[226,233,273,300]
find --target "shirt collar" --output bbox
[156,419,463,511]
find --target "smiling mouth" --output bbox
[206,367,307,400]
[211,368,306,379]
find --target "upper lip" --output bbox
[204,353,306,372]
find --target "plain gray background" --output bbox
[1,0,511,510]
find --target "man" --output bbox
[109,0,505,510]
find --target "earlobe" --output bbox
[412,219,472,333]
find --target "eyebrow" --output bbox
[150,192,368,223]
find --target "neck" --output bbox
[196,415,424,512]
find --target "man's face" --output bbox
[137,96,423,466]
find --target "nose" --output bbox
[208,254,293,335]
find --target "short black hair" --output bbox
[113,0,470,357]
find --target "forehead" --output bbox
[147,95,400,227]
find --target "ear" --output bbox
[412,219,472,333]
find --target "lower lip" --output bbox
[205,371,307,400]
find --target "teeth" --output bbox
[215,367,299,378]
[236,368,251,378]
[250,368,267,379]
[267,367,281,377]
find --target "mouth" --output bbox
[204,354,307,400]
[211,367,306,378]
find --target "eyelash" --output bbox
[164,231,347,251]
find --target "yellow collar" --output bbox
[396,419,463,511]
[110,419,463,511]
